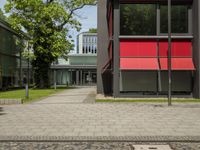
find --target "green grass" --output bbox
[96,99,200,103]
[0,87,70,103]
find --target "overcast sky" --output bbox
[0,1,97,52]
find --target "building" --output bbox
[51,32,97,85]
[0,19,30,90]
[77,32,97,54]
[97,0,200,98]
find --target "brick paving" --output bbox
[0,86,200,139]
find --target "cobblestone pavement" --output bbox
[0,142,200,150]
[0,102,200,137]
[0,86,200,143]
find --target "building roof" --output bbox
[0,18,30,39]
[77,32,97,36]
[68,54,97,57]
[51,65,96,69]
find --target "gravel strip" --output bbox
[0,142,200,150]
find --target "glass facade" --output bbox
[120,4,190,35]
[0,23,29,90]
[160,5,189,33]
[120,4,156,35]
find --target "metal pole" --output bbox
[54,70,57,90]
[20,51,22,87]
[26,42,30,99]
[168,0,172,106]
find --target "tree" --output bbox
[0,8,7,21]
[88,28,97,33]
[5,0,96,88]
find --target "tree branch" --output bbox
[46,0,54,3]
[58,2,97,30]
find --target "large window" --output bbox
[120,4,191,35]
[120,4,156,35]
[160,5,189,33]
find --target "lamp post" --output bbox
[168,0,172,106]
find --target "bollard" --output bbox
[25,83,29,98]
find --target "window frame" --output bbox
[120,3,157,36]
[159,4,192,35]
[119,3,193,36]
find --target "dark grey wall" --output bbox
[113,0,120,97]
[97,0,111,94]
[160,71,192,92]
[193,0,200,98]
[120,71,157,92]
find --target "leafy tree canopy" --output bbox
[88,28,97,33]
[5,0,96,88]
[0,8,7,21]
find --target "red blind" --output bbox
[120,39,157,57]
[120,58,159,70]
[159,41,192,57]
[160,58,195,70]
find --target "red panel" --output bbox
[120,58,159,70]
[159,41,192,57]
[108,2,113,37]
[160,58,195,70]
[120,0,193,3]
[120,39,157,57]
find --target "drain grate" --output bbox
[131,145,172,150]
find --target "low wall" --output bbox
[0,99,22,105]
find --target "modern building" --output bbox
[77,32,97,54]
[97,0,200,98]
[0,19,30,90]
[51,32,97,85]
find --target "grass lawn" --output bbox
[96,99,200,103]
[0,87,70,103]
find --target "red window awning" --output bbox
[159,41,192,57]
[160,58,195,70]
[120,40,157,57]
[120,58,159,70]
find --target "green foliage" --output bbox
[5,0,96,88]
[0,8,7,21]
[88,28,97,33]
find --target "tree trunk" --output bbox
[32,58,51,88]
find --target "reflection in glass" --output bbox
[160,5,189,33]
[120,4,156,35]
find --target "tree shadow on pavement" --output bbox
[0,107,6,116]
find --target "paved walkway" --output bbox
[0,86,200,140]
[34,86,96,104]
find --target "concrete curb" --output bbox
[95,94,196,100]
[0,99,22,105]
[0,136,200,142]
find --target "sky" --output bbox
[0,1,97,53]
